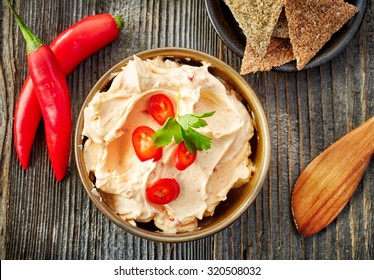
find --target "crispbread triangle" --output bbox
[224,0,285,58]
[240,37,294,74]
[285,0,357,70]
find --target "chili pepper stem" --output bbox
[6,0,44,54]
[111,15,125,30]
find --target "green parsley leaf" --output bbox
[191,111,216,119]
[183,127,212,151]
[179,112,215,129]
[152,117,182,148]
[152,109,215,153]
[180,130,196,154]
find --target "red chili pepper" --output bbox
[13,13,124,169]
[147,93,175,125]
[132,126,163,162]
[146,178,180,205]
[174,141,197,171]
[7,0,72,181]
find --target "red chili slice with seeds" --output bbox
[174,141,197,170]
[132,126,162,162]
[146,178,180,205]
[147,93,175,125]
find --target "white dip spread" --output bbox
[82,56,255,233]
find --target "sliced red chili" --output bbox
[7,0,72,181]
[13,14,124,170]
[174,141,197,171]
[146,178,180,205]
[147,93,175,125]
[132,126,162,162]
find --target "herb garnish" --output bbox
[152,95,215,154]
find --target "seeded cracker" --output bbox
[285,0,357,70]
[240,37,294,74]
[224,0,285,58]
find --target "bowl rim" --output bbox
[74,47,271,242]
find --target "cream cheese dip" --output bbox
[82,56,255,233]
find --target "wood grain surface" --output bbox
[0,0,373,260]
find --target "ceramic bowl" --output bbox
[75,47,271,242]
[205,0,367,72]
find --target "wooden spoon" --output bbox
[292,116,374,236]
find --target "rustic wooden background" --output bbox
[0,0,372,260]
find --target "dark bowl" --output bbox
[205,0,367,72]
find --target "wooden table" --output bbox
[0,0,372,260]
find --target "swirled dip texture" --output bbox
[82,56,255,233]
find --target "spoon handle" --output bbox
[292,116,374,236]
